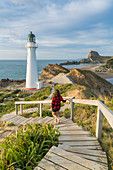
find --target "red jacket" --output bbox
[51,95,66,109]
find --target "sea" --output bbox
[0,60,113,84]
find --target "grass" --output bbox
[0,123,60,169]
[24,86,52,101]
[54,83,97,98]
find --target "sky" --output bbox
[0,0,113,60]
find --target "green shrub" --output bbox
[0,102,15,118]
[12,89,20,94]
[18,92,30,98]
[0,123,60,169]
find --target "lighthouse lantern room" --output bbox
[25,32,41,90]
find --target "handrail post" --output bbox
[96,101,104,141]
[20,104,23,115]
[40,103,42,117]
[38,104,40,111]
[15,104,18,115]
[71,101,74,122]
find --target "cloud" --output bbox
[11,0,42,8]
[0,0,113,59]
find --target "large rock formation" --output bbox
[67,69,113,97]
[80,51,112,63]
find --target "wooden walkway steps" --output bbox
[0,114,108,169]
[36,117,108,170]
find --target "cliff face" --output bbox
[88,51,100,60]
[68,69,113,97]
[39,64,70,80]
[80,51,112,63]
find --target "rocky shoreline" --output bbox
[59,61,80,65]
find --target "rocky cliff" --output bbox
[39,64,70,80]
[80,50,112,63]
[68,69,113,97]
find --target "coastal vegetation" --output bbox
[0,59,113,169]
[0,123,60,169]
[0,86,52,118]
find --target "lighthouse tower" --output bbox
[25,32,41,90]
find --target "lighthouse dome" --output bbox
[27,31,35,43]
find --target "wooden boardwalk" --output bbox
[0,113,108,170]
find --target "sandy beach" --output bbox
[70,64,113,79]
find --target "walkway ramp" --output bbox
[37,117,107,170]
[0,115,108,169]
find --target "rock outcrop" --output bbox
[67,69,113,97]
[0,79,25,89]
[59,61,80,65]
[80,51,112,63]
[39,64,70,80]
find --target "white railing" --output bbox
[15,98,113,142]
[15,97,71,118]
[71,99,113,141]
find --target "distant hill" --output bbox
[106,59,113,68]
[80,50,113,63]
[68,69,113,97]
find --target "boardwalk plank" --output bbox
[37,158,66,170]
[58,144,102,150]
[45,150,88,170]
[59,130,90,135]
[20,117,32,125]
[59,135,97,141]
[59,146,107,167]
[49,146,107,170]
[33,117,41,123]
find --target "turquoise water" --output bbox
[0,60,113,85]
[0,59,87,80]
[0,60,67,80]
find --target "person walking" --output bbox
[51,89,67,124]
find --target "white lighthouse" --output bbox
[25,32,41,90]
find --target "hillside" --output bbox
[68,69,113,97]
[40,64,113,98]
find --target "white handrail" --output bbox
[97,100,113,128]
[71,99,113,141]
[15,98,113,141]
